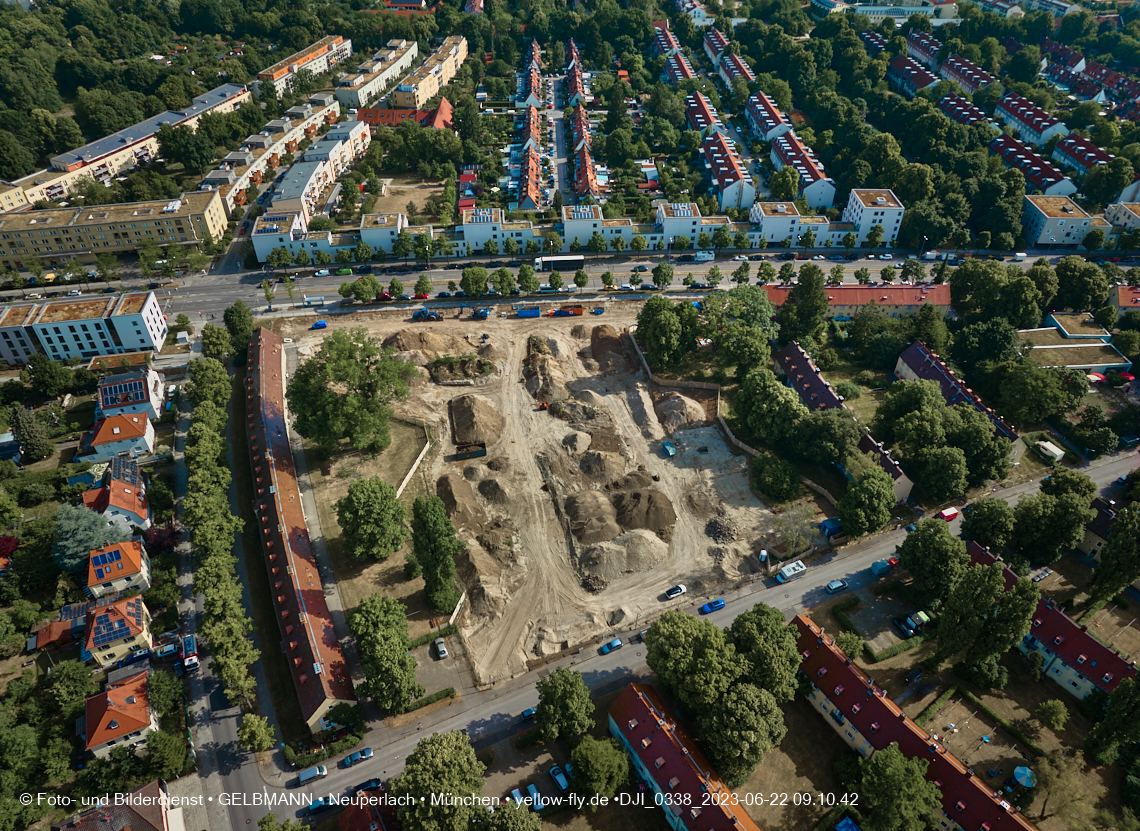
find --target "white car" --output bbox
[732,255,748,261]
[812,255,825,260]
[434,637,448,659]
[315,269,331,277]
[880,254,894,260]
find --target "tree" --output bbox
[350,594,422,712]
[652,261,674,289]
[729,603,801,703]
[238,714,276,752]
[1036,750,1103,827]
[549,271,563,291]
[336,477,408,561]
[146,729,187,779]
[573,269,589,291]
[865,224,885,249]
[707,265,722,289]
[645,611,744,712]
[1014,492,1096,566]
[721,322,771,376]
[186,357,231,409]
[569,736,628,807]
[799,408,862,468]
[415,274,432,296]
[896,518,969,609]
[1036,699,1070,732]
[147,670,184,719]
[24,354,73,398]
[287,329,418,454]
[392,731,486,830]
[200,324,230,362]
[51,504,130,573]
[915,445,968,502]
[494,268,515,297]
[699,684,786,787]
[637,297,687,369]
[960,497,1015,551]
[0,489,20,529]
[630,235,648,253]
[1041,467,1096,502]
[732,262,751,286]
[47,660,95,712]
[412,495,462,614]
[223,300,254,363]
[834,631,864,658]
[518,265,539,294]
[1091,504,1140,603]
[836,465,895,537]
[842,232,857,250]
[779,263,828,342]
[156,124,216,174]
[473,806,542,830]
[736,367,807,446]
[859,745,942,831]
[536,668,593,743]
[935,563,1038,667]
[769,166,800,202]
[8,406,53,462]
[460,266,489,297]
[1055,255,1111,311]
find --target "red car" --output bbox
[414,292,429,299]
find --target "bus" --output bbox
[534,255,585,272]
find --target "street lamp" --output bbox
[919,235,929,257]
[1050,237,1056,253]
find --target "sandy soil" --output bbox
[282,303,776,684]
[371,174,445,217]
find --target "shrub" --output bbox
[835,381,861,400]
[751,455,799,502]
[815,349,840,370]
[17,482,55,507]
[1035,699,1069,732]
[853,370,880,387]
[954,656,1008,690]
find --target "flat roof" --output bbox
[362,214,399,227]
[851,189,901,208]
[1027,195,1088,218]
[1050,312,1110,337]
[259,36,343,78]
[114,293,150,316]
[1023,343,1131,368]
[33,298,116,325]
[755,202,799,216]
[0,191,218,232]
[0,304,38,328]
[1018,327,1072,347]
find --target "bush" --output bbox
[17,482,55,507]
[1035,699,1069,732]
[751,455,799,502]
[404,554,422,579]
[832,752,862,792]
[835,381,861,400]
[853,370,880,387]
[815,349,840,370]
[408,624,458,650]
[954,656,1008,690]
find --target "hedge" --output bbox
[401,687,456,714]
[871,579,905,597]
[410,624,458,650]
[956,688,1044,757]
[864,632,930,663]
[915,687,958,727]
[831,596,861,634]
[285,732,365,768]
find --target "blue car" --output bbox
[700,599,725,614]
[600,638,623,654]
[308,798,332,814]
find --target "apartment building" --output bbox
[906,31,942,68]
[959,0,1025,15]
[460,208,535,253]
[938,93,993,127]
[703,27,730,63]
[747,201,802,245]
[1106,202,1140,232]
[795,614,1043,831]
[1022,194,1095,246]
[393,36,468,108]
[14,292,165,363]
[685,92,726,137]
[840,188,904,245]
[82,596,152,666]
[86,541,151,599]
[1022,0,1078,14]
[940,54,996,93]
[770,133,836,209]
[1080,497,1121,558]
[652,28,683,57]
[270,121,371,222]
[0,190,227,269]
[0,84,250,211]
[719,53,755,87]
[258,36,353,97]
[701,133,755,211]
[356,98,452,129]
[994,93,1068,145]
[247,328,357,733]
[1043,65,1108,102]
[82,455,150,535]
[82,669,157,758]
[201,96,341,214]
[334,39,419,109]
[96,367,164,421]
[1042,37,1086,72]
[1052,132,1116,173]
[745,91,793,142]
[888,56,939,98]
[859,30,888,56]
[990,135,1076,196]
[814,0,959,19]
[664,54,696,86]
[0,305,37,365]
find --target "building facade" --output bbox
[82,596,152,666]
[258,36,353,97]
[994,92,1068,145]
[990,135,1077,196]
[745,91,793,142]
[701,133,755,211]
[87,414,156,461]
[334,39,419,109]
[86,541,151,598]
[1023,194,1093,245]
[392,36,468,108]
[840,189,904,245]
[82,670,157,758]
[770,133,836,209]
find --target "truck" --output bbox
[922,251,938,261]
[775,560,807,583]
[550,305,584,317]
[302,296,325,307]
[411,310,442,321]
[455,442,488,461]
[472,308,490,320]
[181,634,200,673]
[1013,252,1027,262]
[693,251,714,263]
[517,306,541,318]
[297,765,328,786]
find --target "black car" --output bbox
[356,265,373,274]
[454,290,468,298]
[102,287,116,293]
[510,288,521,296]
[436,291,452,298]
[640,283,656,291]
[778,253,795,261]
[690,282,707,289]
[506,261,522,267]
[148,282,162,289]
[351,779,384,795]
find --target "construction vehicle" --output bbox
[412,309,442,321]
[591,308,605,315]
[472,307,490,320]
[455,442,488,461]
[549,305,584,317]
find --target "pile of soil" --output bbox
[591,325,628,373]
[384,329,466,357]
[437,473,483,531]
[478,342,505,363]
[564,491,623,544]
[487,457,510,473]
[562,431,592,454]
[429,355,494,383]
[478,478,510,504]
[657,392,707,434]
[550,399,600,422]
[571,324,591,340]
[627,383,665,441]
[613,490,677,539]
[579,451,625,481]
[449,394,504,446]
[574,389,606,407]
[392,350,430,367]
[522,338,568,402]
[563,487,676,546]
[574,529,670,581]
[706,515,739,543]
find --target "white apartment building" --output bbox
[1106,202,1140,231]
[270,121,371,223]
[457,208,537,253]
[1023,195,1094,246]
[258,36,353,97]
[26,292,166,362]
[334,40,419,109]
[840,189,905,245]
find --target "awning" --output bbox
[1088,372,1107,382]
[1121,372,1137,381]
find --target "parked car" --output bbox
[521,707,537,721]
[700,599,726,614]
[434,638,448,659]
[357,265,373,274]
[336,267,353,275]
[351,779,384,795]
[414,292,429,299]
[892,617,916,639]
[600,638,623,654]
[436,292,452,298]
[937,506,960,522]
[732,255,748,261]
[315,269,331,277]
[526,784,542,811]
[308,798,332,814]
[550,766,570,792]
[665,584,687,599]
[102,286,116,293]
[510,789,524,805]
[632,265,648,272]
[824,579,849,594]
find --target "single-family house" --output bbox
[80,669,158,758]
[86,541,151,599]
[85,414,156,462]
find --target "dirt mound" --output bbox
[437,473,483,531]
[522,340,568,402]
[657,392,707,434]
[706,515,739,543]
[575,530,670,581]
[562,431,592,454]
[384,329,466,357]
[613,469,655,491]
[571,324,591,340]
[478,478,510,504]
[429,355,494,383]
[392,350,430,367]
[591,325,628,373]
[627,383,665,441]
[574,389,606,407]
[449,395,504,446]
[546,337,569,360]
[463,465,484,481]
[487,457,510,473]
[564,491,623,544]
[550,399,600,422]
[564,486,675,546]
[612,490,676,538]
[579,451,625,480]
[478,342,505,363]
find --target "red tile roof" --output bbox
[609,684,761,831]
[704,27,729,59]
[575,147,599,199]
[652,28,682,56]
[519,145,543,208]
[83,479,149,522]
[888,55,939,96]
[795,615,1041,831]
[702,132,749,191]
[1042,37,1084,69]
[860,30,887,56]
[939,93,991,126]
[771,133,829,185]
[775,342,844,410]
[941,54,996,92]
[246,328,356,728]
[685,92,723,133]
[87,541,147,589]
[989,135,1070,191]
[719,53,755,84]
[746,91,791,137]
[84,596,147,656]
[53,781,168,831]
[424,96,453,129]
[91,414,148,446]
[1054,132,1115,171]
[665,54,695,85]
[338,789,401,831]
[996,92,1063,137]
[906,31,942,66]
[85,669,151,750]
[897,341,1017,439]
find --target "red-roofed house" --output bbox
[82,669,157,757]
[83,596,152,667]
[989,135,1077,196]
[938,93,993,126]
[519,146,543,210]
[1042,37,1086,73]
[664,54,696,86]
[906,31,942,68]
[718,53,754,87]
[895,341,1017,439]
[53,782,171,831]
[995,92,1068,145]
[82,456,150,533]
[1052,132,1117,174]
[570,106,591,152]
[770,133,835,209]
[860,30,887,57]
[652,28,682,57]
[703,28,729,63]
[86,541,151,598]
[685,92,726,137]
[86,414,155,462]
[1109,283,1140,313]
[701,133,754,210]
[609,684,762,831]
[338,789,401,831]
[941,54,996,93]
[575,147,600,200]
[795,614,1042,831]
[520,64,543,108]
[745,91,793,142]
[888,56,939,98]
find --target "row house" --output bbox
[840,188,904,246]
[519,63,543,108]
[258,36,352,97]
[795,615,1043,831]
[652,28,682,57]
[519,105,543,152]
[719,53,755,87]
[887,56,938,98]
[1082,61,1140,102]
[1022,194,1094,246]
[1052,132,1114,173]
[763,283,949,319]
[518,146,542,211]
[575,147,600,200]
[940,54,995,93]
[1119,101,1140,123]
[565,62,587,107]
[994,92,1068,145]
[1042,37,1086,72]
[703,27,730,63]
[859,30,888,56]
[664,54,696,86]
[334,39,419,109]
[895,341,1017,439]
[770,133,836,209]
[906,31,942,68]
[459,208,536,253]
[745,91,794,142]
[570,106,591,152]
[1044,64,1108,102]
[968,543,1137,701]
[567,38,580,70]
[525,39,543,70]
[701,133,755,211]
[989,135,1077,196]
[938,93,993,127]
[685,92,726,137]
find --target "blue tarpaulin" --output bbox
[835,818,862,831]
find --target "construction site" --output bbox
[280,302,781,686]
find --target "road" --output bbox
[213,446,1138,828]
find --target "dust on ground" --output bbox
[369,174,445,217]
[286,303,777,684]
